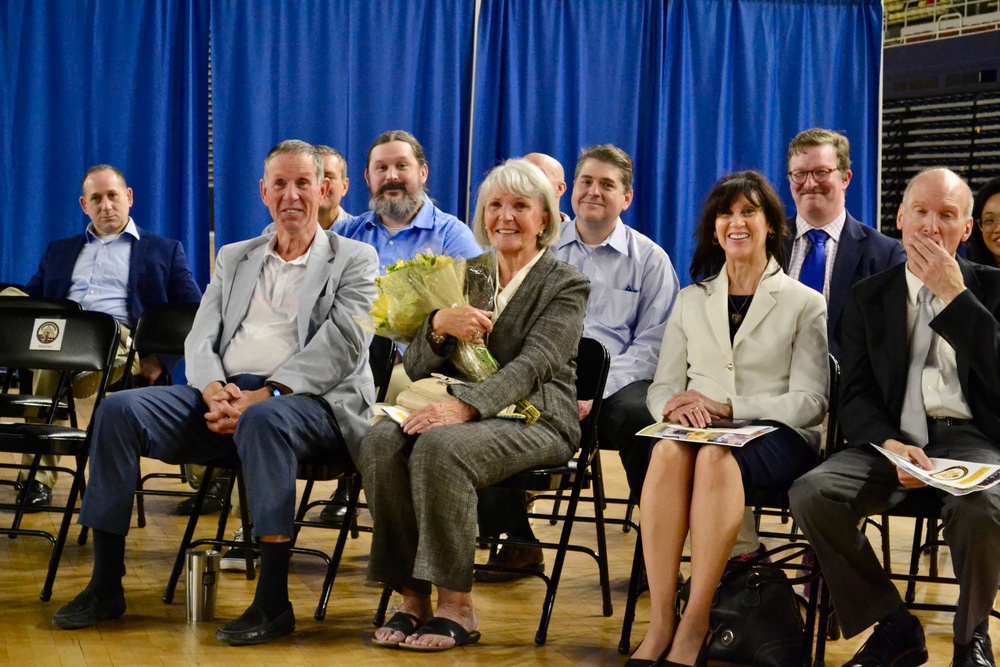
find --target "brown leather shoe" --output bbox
[474,545,544,583]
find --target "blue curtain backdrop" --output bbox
[210,0,476,246]
[471,0,882,284]
[661,0,883,282]
[0,0,210,287]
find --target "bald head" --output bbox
[524,153,567,199]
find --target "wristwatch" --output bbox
[265,382,284,397]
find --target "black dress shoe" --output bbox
[177,478,227,516]
[474,544,545,583]
[15,480,52,513]
[52,588,126,629]
[842,614,928,667]
[318,485,350,525]
[215,605,295,646]
[953,627,996,667]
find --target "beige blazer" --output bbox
[646,256,829,450]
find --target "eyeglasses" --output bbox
[982,217,999,229]
[788,168,840,185]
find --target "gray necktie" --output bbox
[900,286,934,447]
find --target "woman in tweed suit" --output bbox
[360,159,589,652]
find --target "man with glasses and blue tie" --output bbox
[784,128,905,359]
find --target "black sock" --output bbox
[87,529,125,599]
[884,604,912,626]
[250,540,291,620]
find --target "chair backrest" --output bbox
[369,336,397,403]
[0,296,82,311]
[130,303,200,357]
[575,337,611,453]
[0,306,119,377]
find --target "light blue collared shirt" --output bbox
[554,218,679,397]
[67,217,139,325]
[332,195,482,274]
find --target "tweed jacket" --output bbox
[404,250,590,450]
[184,229,379,457]
[647,257,829,450]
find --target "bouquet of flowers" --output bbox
[358,251,540,424]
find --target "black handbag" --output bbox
[678,562,806,667]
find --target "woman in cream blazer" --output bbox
[628,171,828,667]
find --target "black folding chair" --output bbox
[122,303,202,528]
[372,337,612,645]
[0,297,82,429]
[0,307,119,600]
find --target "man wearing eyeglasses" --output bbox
[784,128,905,359]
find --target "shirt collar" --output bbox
[794,209,846,242]
[85,217,140,243]
[558,217,629,255]
[265,223,319,265]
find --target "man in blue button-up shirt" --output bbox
[332,130,481,272]
[15,165,201,508]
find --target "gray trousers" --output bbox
[789,422,1000,643]
[359,416,574,593]
[78,377,342,537]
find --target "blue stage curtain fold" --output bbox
[209,0,476,246]
[472,0,882,284]
[0,0,210,286]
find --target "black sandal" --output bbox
[372,611,422,648]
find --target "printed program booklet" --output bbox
[872,444,1000,496]
[636,420,777,447]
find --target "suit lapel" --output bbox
[828,216,865,336]
[127,234,148,324]
[732,260,779,349]
[223,242,268,343]
[881,268,910,408]
[297,233,335,344]
[706,271,731,353]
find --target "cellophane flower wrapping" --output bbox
[357,251,539,423]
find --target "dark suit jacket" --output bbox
[24,225,202,326]
[839,259,1000,448]
[784,213,905,359]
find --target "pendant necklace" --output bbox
[728,294,751,325]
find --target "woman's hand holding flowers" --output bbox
[431,306,494,343]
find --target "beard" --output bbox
[369,182,424,221]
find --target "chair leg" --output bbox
[590,453,613,617]
[623,498,636,534]
[904,517,925,604]
[814,576,833,667]
[234,472,255,580]
[163,466,215,604]
[135,468,146,529]
[618,532,644,655]
[374,585,393,627]
[926,517,939,579]
[314,475,361,621]
[535,469,591,645]
[292,478,316,547]
[39,452,87,602]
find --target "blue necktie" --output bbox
[799,229,829,293]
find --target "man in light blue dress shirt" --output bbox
[13,165,201,509]
[476,145,680,580]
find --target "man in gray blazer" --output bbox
[51,140,379,646]
[783,128,905,359]
[791,169,1000,667]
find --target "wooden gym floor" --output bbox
[1,447,998,666]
